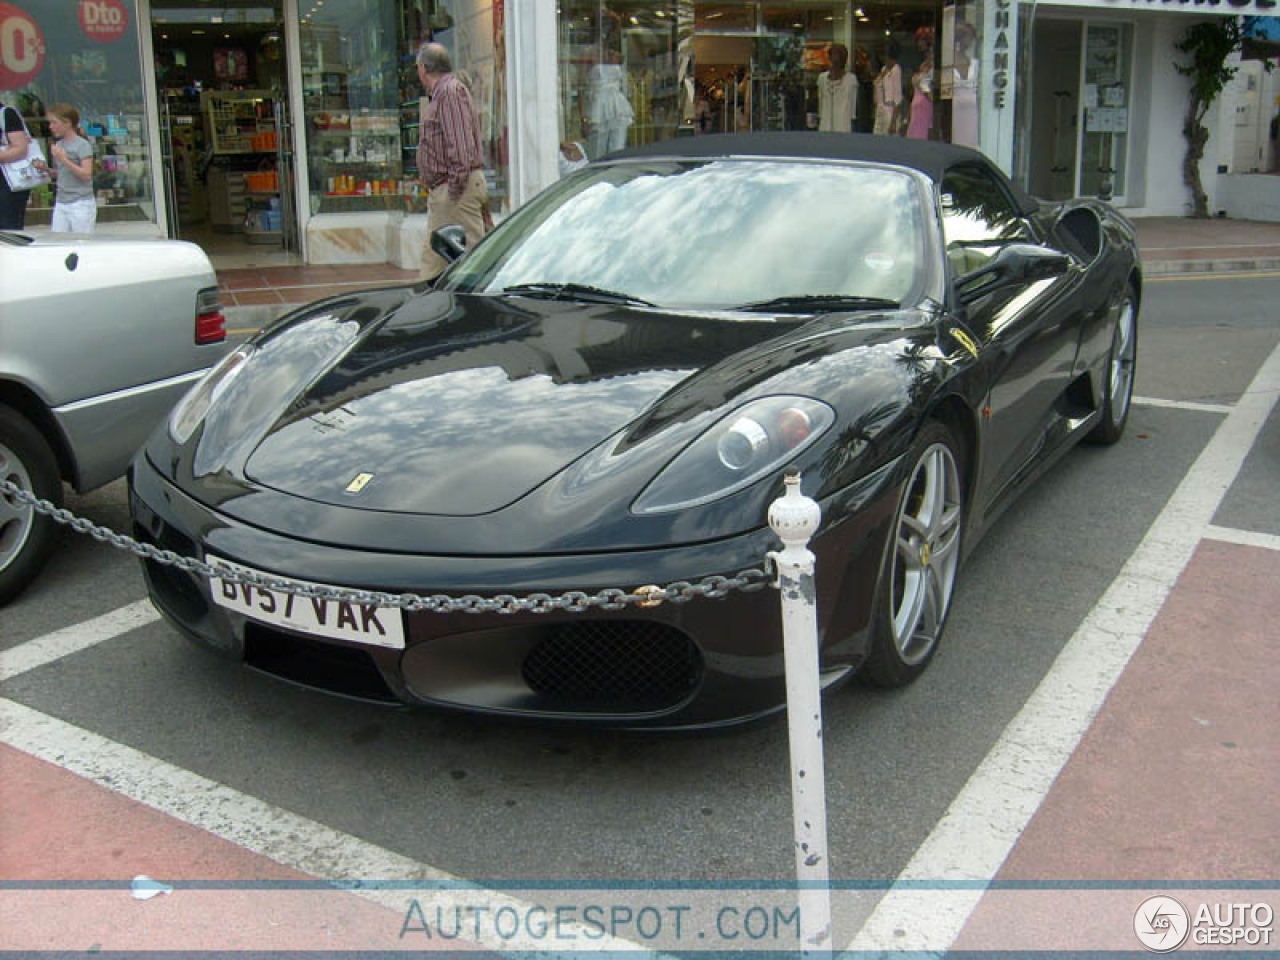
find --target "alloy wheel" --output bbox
[0,441,36,573]
[1109,299,1136,427]
[890,441,963,665]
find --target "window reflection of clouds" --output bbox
[484,162,922,308]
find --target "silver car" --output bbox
[0,230,230,604]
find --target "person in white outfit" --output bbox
[950,22,980,148]
[585,13,633,158]
[586,60,633,157]
[818,43,858,132]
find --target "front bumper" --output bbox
[129,453,897,729]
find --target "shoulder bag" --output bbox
[1,108,51,193]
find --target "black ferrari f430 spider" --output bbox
[130,133,1140,728]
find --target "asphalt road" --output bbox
[2,272,1278,948]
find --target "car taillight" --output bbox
[195,287,226,345]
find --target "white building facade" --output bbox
[3,0,1276,269]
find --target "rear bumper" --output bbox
[55,368,211,491]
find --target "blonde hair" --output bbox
[48,102,86,138]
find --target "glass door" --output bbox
[151,1,297,256]
[1078,21,1132,202]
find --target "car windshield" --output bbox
[442,158,926,312]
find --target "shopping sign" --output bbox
[0,2,44,89]
[79,0,128,43]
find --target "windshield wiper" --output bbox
[733,294,900,314]
[499,282,654,307]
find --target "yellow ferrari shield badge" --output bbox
[345,472,374,494]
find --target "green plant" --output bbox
[1174,19,1243,218]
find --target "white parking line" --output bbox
[848,340,1280,953]
[2,341,1275,955]
[0,599,159,683]
[1132,395,1235,415]
[0,698,648,954]
[1204,525,1280,553]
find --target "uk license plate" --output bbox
[207,555,405,650]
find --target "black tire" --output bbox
[0,405,62,606]
[1087,289,1138,446]
[864,421,966,687]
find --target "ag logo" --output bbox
[1134,895,1190,952]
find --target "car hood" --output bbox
[161,288,938,553]
[231,300,682,512]
[240,291,817,515]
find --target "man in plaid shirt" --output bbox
[416,42,489,281]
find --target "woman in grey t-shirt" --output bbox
[35,103,96,233]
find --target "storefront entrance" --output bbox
[150,0,300,261]
[1028,17,1133,203]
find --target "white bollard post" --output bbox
[767,471,831,957]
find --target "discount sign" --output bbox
[0,2,44,89]
[79,0,128,43]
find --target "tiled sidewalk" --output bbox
[218,262,419,310]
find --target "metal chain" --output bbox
[1,479,772,612]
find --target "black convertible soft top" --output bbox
[609,132,1041,216]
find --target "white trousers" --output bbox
[589,121,629,160]
[52,196,97,233]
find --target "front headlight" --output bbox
[168,344,254,445]
[632,396,835,514]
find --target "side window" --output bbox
[940,164,1033,280]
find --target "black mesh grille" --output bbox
[134,522,206,622]
[522,621,702,710]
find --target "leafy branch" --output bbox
[1174,18,1243,218]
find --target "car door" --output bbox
[940,163,1085,516]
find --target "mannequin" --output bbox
[951,22,980,148]
[873,42,902,136]
[907,27,934,140]
[818,43,858,132]
[585,11,634,158]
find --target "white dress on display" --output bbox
[873,64,902,135]
[951,57,979,148]
[818,71,857,132]
[587,62,634,158]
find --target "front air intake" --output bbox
[522,621,702,710]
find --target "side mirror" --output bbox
[430,224,468,264]
[955,243,1070,306]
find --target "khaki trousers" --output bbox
[419,169,489,282]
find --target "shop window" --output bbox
[300,0,509,219]
[4,2,155,226]
[556,2,966,161]
[300,0,405,214]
